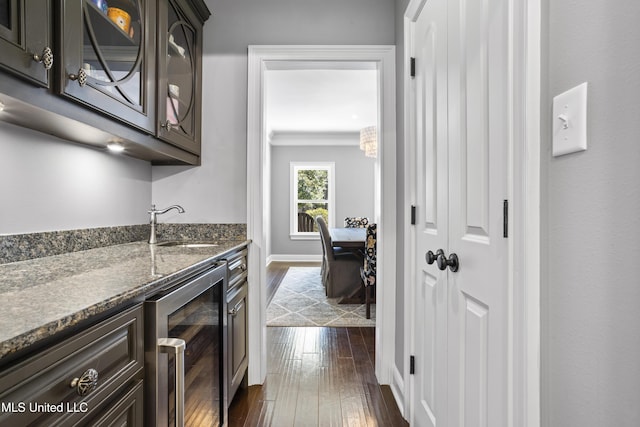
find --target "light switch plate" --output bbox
[552,82,588,156]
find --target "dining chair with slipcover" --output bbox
[316,216,362,298]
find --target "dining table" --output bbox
[329,227,366,249]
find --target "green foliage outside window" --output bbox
[297,169,328,200]
[295,166,330,232]
[305,207,328,228]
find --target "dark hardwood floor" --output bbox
[228,326,407,426]
[227,262,405,426]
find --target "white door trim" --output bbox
[246,45,397,385]
[402,0,541,425]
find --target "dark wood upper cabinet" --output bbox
[0,0,210,165]
[59,0,156,132]
[157,0,208,155]
[0,0,52,87]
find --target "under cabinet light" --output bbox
[0,100,5,112]
[107,142,125,153]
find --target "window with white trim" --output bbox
[290,162,335,239]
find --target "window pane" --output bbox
[297,169,328,200]
[297,203,328,232]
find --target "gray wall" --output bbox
[151,0,396,223]
[270,145,375,256]
[542,1,640,425]
[0,122,151,234]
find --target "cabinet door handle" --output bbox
[70,368,99,396]
[69,68,88,87]
[32,47,53,70]
[158,338,186,427]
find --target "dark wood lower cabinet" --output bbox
[225,247,249,405]
[0,304,144,426]
[86,380,144,426]
[227,283,248,402]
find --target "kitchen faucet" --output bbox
[148,204,185,244]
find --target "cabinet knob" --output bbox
[70,368,99,396]
[32,47,53,70]
[161,121,174,132]
[69,68,88,87]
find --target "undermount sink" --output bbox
[156,241,219,248]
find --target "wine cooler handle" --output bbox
[158,337,186,427]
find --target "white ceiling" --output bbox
[264,68,378,134]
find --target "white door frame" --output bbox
[246,45,397,385]
[402,0,541,425]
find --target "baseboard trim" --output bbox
[268,254,323,264]
[390,364,406,417]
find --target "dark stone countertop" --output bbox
[0,239,249,363]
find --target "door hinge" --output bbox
[503,199,509,238]
[411,205,416,225]
[410,57,416,78]
[410,355,415,375]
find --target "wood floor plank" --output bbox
[270,358,302,427]
[294,352,320,426]
[228,326,408,427]
[336,326,353,359]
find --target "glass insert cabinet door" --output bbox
[157,0,203,154]
[0,0,51,86]
[60,0,156,132]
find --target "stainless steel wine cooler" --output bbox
[145,263,227,427]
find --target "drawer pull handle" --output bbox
[229,300,243,316]
[228,259,243,271]
[70,368,99,396]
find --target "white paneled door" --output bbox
[412,0,449,425]
[410,0,511,425]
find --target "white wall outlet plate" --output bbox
[552,82,588,157]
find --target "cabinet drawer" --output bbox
[0,304,143,426]
[85,380,143,427]
[226,248,248,292]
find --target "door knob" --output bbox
[436,253,459,272]
[426,249,444,265]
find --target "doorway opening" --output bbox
[246,45,396,386]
